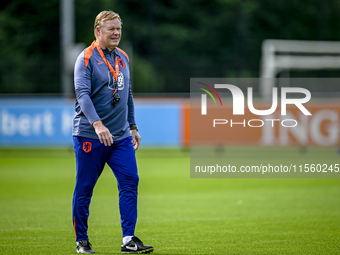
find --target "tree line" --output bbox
[0,0,339,95]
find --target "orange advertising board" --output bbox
[185,101,340,146]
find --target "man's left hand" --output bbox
[130,130,141,150]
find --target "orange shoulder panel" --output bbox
[116,47,130,62]
[84,41,96,69]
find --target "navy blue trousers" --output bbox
[72,136,139,241]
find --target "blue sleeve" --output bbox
[128,79,136,126]
[74,52,101,125]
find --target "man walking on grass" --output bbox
[72,10,154,254]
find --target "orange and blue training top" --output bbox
[72,40,136,141]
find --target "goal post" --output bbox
[260,39,340,99]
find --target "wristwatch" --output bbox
[130,125,138,131]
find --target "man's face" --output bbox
[96,18,121,51]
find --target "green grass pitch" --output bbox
[0,147,339,254]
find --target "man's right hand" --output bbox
[92,120,114,146]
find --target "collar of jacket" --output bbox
[102,47,120,56]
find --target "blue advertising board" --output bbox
[0,98,181,147]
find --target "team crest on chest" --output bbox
[118,58,125,68]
